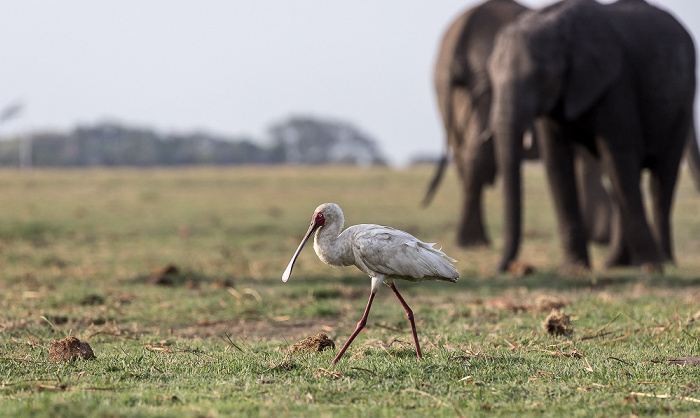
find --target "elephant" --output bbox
[688,126,700,192]
[488,0,696,272]
[424,0,612,248]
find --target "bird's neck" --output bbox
[313,222,352,267]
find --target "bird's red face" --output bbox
[312,211,325,227]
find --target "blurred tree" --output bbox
[0,117,386,167]
[269,116,386,165]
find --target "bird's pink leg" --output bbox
[389,283,423,360]
[331,290,376,365]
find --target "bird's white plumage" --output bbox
[346,225,458,283]
[282,202,459,365]
[306,203,459,289]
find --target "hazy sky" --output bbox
[1,0,697,165]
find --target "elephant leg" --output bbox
[685,124,700,193]
[648,170,678,263]
[573,145,612,244]
[604,191,631,267]
[456,183,490,247]
[647,119,688,263]
[536,119,590,268]
[455,136,495,247]
[596,138,664,268]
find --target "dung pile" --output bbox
[542,310,574,337]
[507,261,535,277]
[290,333,335,353]
[147,264,180,286]
[535,295,568,312]
[49,336,96,361]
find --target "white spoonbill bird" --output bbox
[282,203,459,365]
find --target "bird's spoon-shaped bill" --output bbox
[282,221,319,282]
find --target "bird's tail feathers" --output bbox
[416,242,459,281]
[422,242,458,263]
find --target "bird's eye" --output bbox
[316,212,325,224]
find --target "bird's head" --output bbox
[313,202,343,228]
[282,203,342,282]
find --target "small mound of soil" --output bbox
[49,336,96,362]
[185,280,200,289]
[486,297,528,313]
[508,261,535,277]
[542,310,573,337]
[211,279,233,289]
[640,263,664,274]
[485,295,568,314]
[290,333,335,353]
[80,294,105,306]
[147,264,180,286]
[535,295,568,312]
[560,263,590,277]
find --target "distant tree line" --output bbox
[0,116,387,167]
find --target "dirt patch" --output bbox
[49,336,95,361]
[688,310,700,325]
[535,295,568,311]
[542,310,574,337]
[211,279,234,289]
[147,264,180,286]
[80,294,105,306]
[486,297,528,313]
[289,333,335,353]
[486,295,568,313]
[507,261,536,277]
[640,263,664,274]
[185,280,200,289]
[452,353,524,363]
[172,318,341,341]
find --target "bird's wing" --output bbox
[348,225,459,281]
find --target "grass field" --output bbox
[0,165,699,417]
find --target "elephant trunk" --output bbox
[492,106,526,272]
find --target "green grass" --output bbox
[0,165,699,416]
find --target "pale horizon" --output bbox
[1,0,697,166]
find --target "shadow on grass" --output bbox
[121,267,700,300]
[125,269,236,288]
[0,221,62,246]
[283,271,700,297]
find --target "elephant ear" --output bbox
[563,31,623,120]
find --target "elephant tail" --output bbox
[424,68,456,207]
[422,151,449,207]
